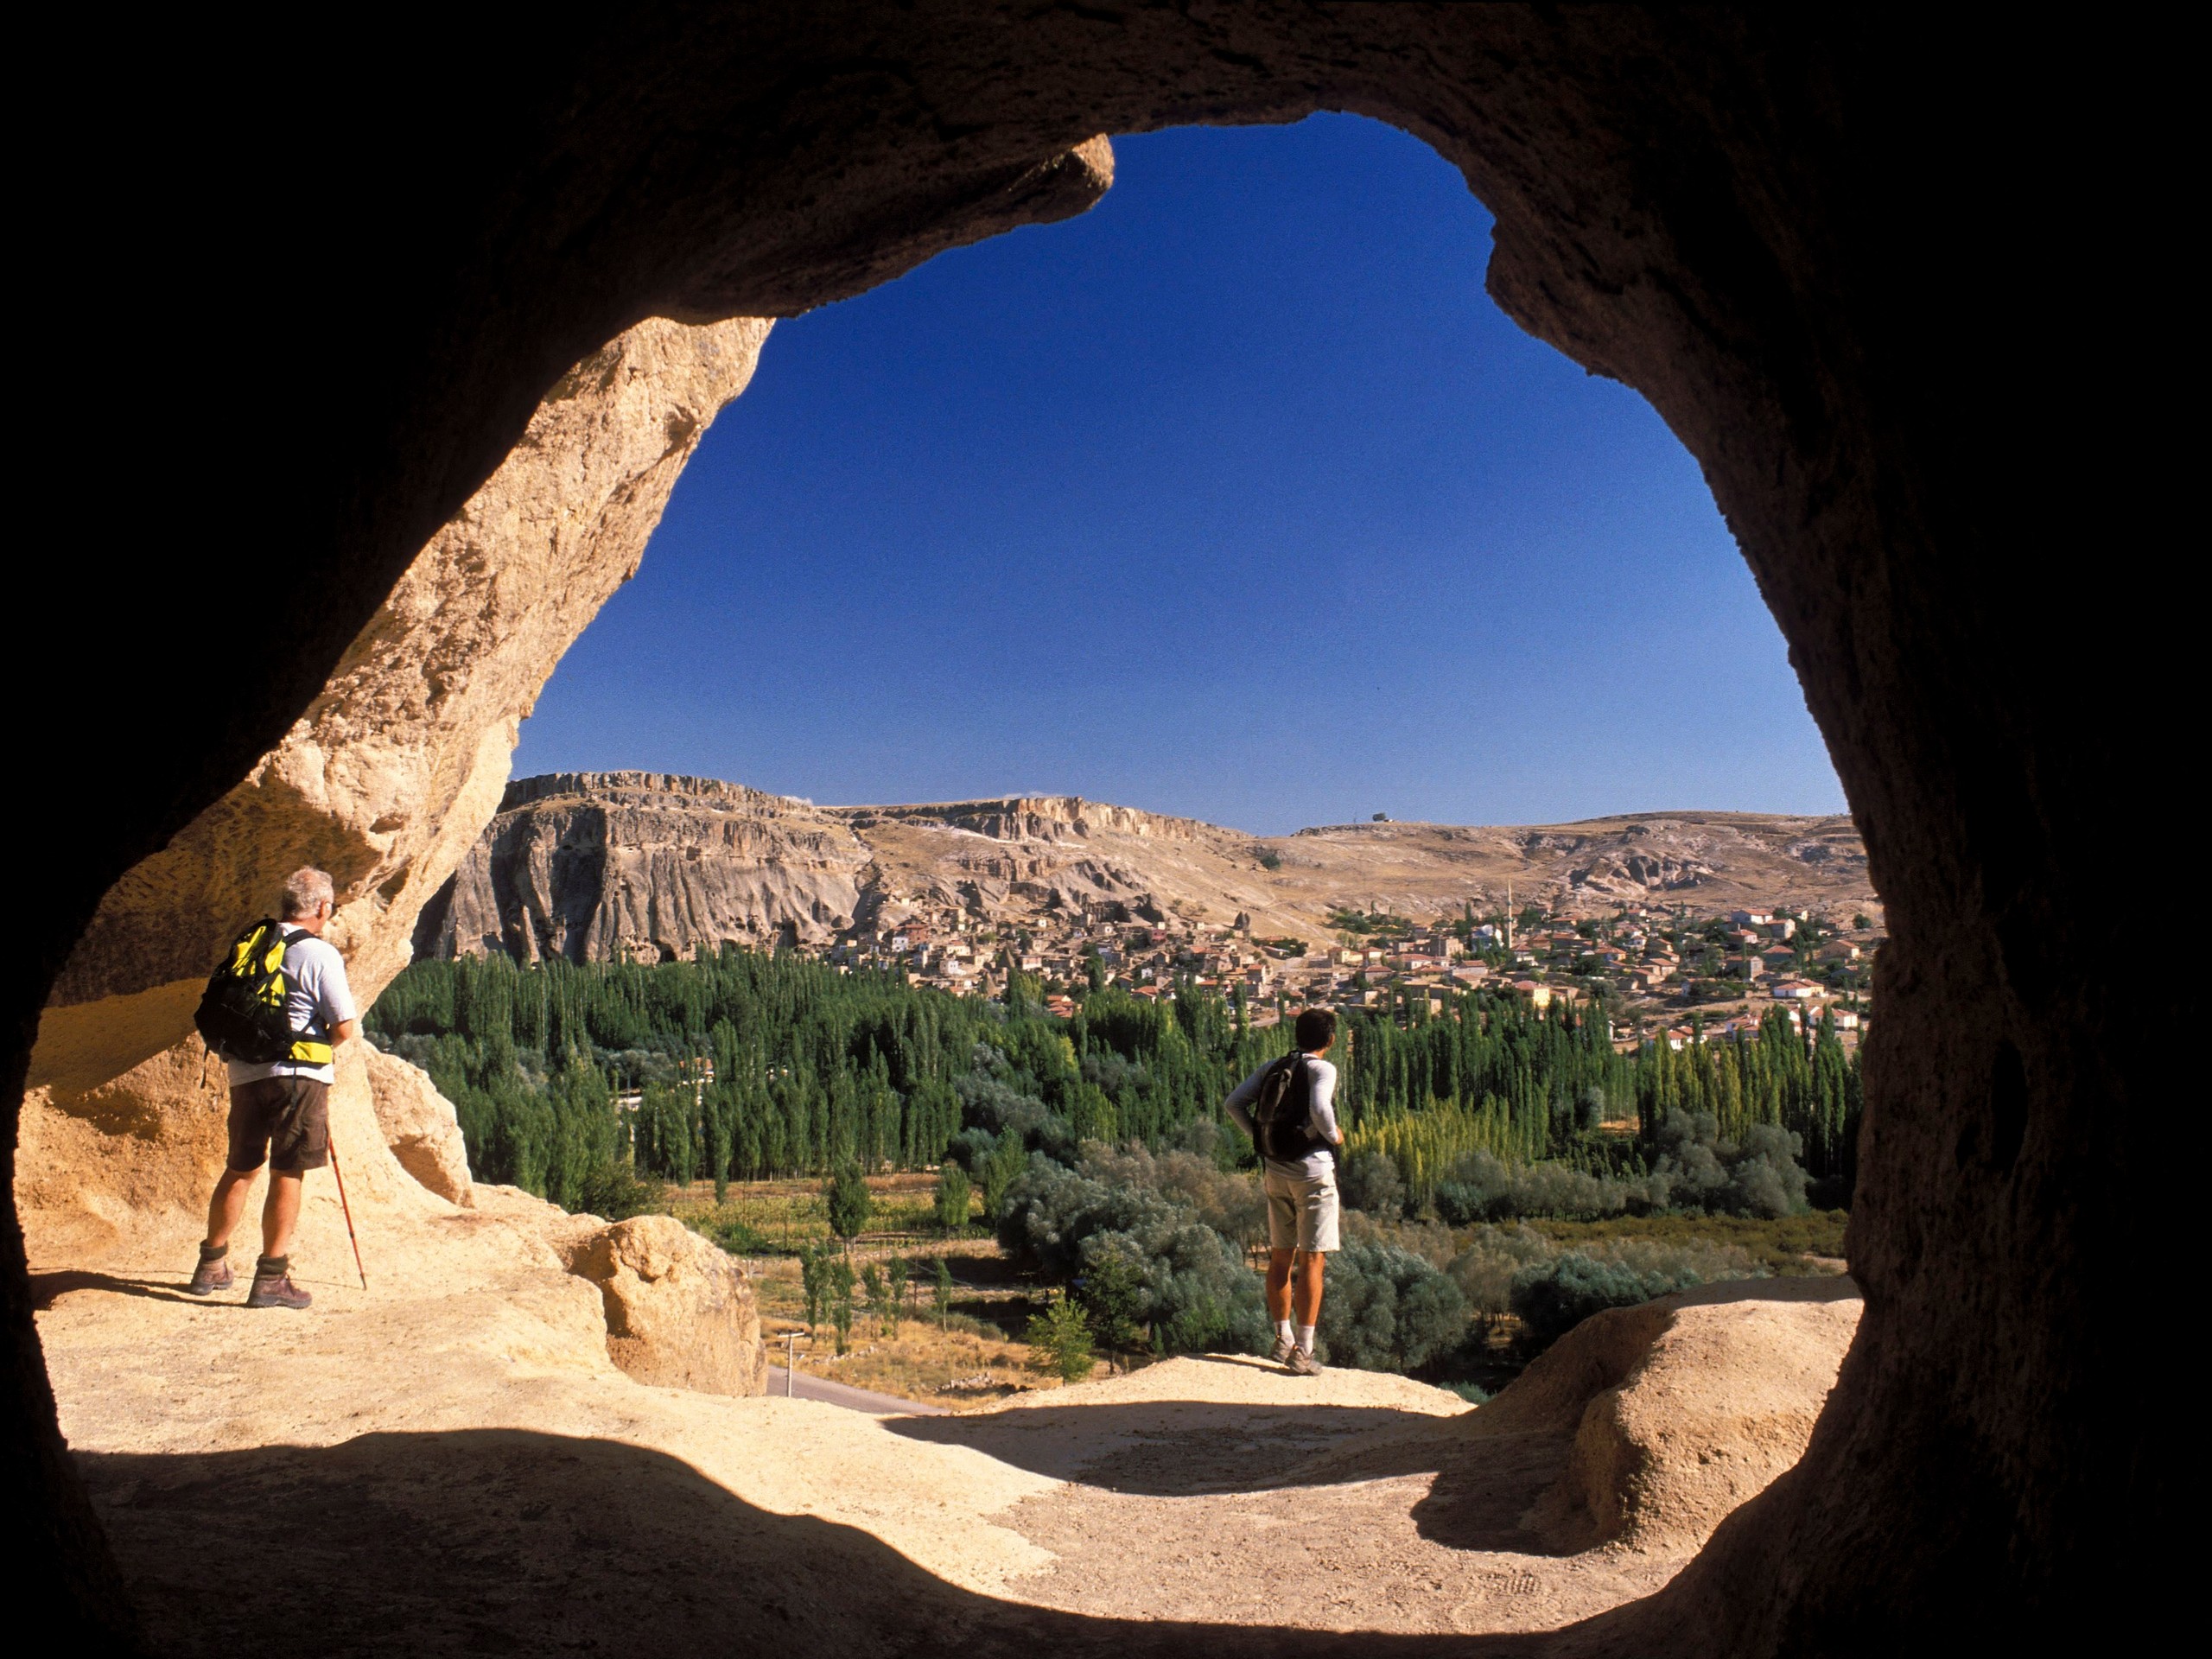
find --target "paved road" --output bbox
[766,1366,950,1416]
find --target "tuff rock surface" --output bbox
[364,1046,474,1207]
[567,1214,767,1396]
[1485,1279,1865,1556]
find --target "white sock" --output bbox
[1275,1319,1294,1343]
[1297,1325,1317,1354]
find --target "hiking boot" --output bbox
[1268,1332,1296,1365]
[185,1246,232,1297]
[246,1257,311,1310]
[1284,1347,1325,1377]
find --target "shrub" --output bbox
[1447,1224,1560,1320]
[1027,1295,1096,1382]
[1339,1150,1407,1217]
[1075,1236,1148,1352]
[1433,1152,1642,1225]
[957,1074,1077,1162]
[1454,1225,1770,1334]
[1342,1208,1457,1266]
[574,1160,665,1222]
[1510,1250,1714,1351]
[1079,1141,1266,1246]
[999,1155,1268,1356]
[1316,1243,1467,1372]
[1649,1114,1811,1218]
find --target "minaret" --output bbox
[1505,883,1515,953]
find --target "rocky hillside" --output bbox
[417,772,1878,964]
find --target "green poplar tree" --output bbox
[887,1256,911,1332]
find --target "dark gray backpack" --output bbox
[1252,1053,1328,1162]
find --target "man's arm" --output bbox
[1222,1064,1268,1139]
[1310,1063,1344,1148]
[318,945,361,1049]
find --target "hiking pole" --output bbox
[327,1140,368,1289]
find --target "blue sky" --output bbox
[513,116,1844,836]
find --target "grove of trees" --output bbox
[367,947,1861,1211]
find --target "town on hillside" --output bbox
[817,890,1880,1053]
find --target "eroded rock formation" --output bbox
[423,772,874,961]
[427,772,1878,964]
[1481,1279,1864,1556]
[33,316,773,1114]
[18,314,779,1288]
[364,1046,474,1207]
[568,1214,767,1396]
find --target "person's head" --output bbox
[1294,1007,1337,1055]
[280,867,336,931]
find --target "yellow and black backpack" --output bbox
[194,918,308,1065]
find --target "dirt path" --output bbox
[767,1363,950,1415]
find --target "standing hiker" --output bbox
[1224,1007,1343,1376]
[187,867,359,1308]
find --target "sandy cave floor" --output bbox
[33,1171,1687,1656]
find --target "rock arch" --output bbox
[16,9,2142,1649]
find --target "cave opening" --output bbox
[15,13,2139,1653]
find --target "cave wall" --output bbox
[12,7,2145,1649]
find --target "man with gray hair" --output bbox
[188,867,359,1307]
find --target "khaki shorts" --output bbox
[226,1076,330,1174]
[1263,1163,1341,1254]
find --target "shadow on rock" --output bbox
[79,1429,1548,1658]
[888,1389,1585,1556]
[887,1396,1463,1496]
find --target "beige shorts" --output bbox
[1263,1163,1342,1254]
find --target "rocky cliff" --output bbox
[419,772,874,962]
[423,772,1881,964]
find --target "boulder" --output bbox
[569,1215,765,1396]
[1472,1276,1862,1555]
[363,1046,473,1205]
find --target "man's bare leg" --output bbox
[204,1168,256,1250]
[1293,1250,1325,1330]
[1265,1248,1299,1362]
[1266,1248,1295,1321]
[260,1172,302,1260]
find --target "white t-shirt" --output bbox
[1224,1053,1342,1179]
[226,930,358,1087]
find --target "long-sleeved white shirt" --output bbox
[1224,1053,1341,1179]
